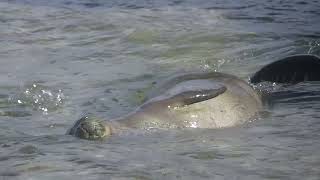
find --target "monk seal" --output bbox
[67,54,320,140]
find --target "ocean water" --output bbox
[0,0,319,179]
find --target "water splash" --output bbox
[200,58,226,71]
[307,40,320,54]
[10,83,65,114]
[251,81,282,94]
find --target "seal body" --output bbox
[67,54,320,140]
[117,72,263,129]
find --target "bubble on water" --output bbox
[202,63,210,70]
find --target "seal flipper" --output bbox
[165,86,227,108]
[250,54,320,84]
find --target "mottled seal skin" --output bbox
[68,54,320,140]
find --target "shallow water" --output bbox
[0,0,320,179]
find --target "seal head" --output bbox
[67,116,111,140]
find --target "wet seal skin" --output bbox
[67,54,320,140]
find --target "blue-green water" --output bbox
[0,0,319,179]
